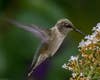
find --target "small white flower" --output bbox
[96,23,100,28]
[68,67,73,71]
[78,39,92,48]
[91,31,97,37]
[72,73,77,78]
[96,28,100,32]
[85,35,95,40]
[69,56,78,61]
[92,27,96,31]
[62,63,67,69]
[92,23,100,31]
[84,40,91,45]
[96,46,100,50]
[95,23,100,32]
[80,72,83,77]
[93,38,99,43]
[78,40,86,48]
[85,35,91,39]
[90,66,93,69]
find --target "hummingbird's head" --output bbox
[56,18,85,35]
[56,19,74,35]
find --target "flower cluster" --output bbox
[62,23,100,80]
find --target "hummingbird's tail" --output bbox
[28,54,48,77]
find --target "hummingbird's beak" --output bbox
[73,27,85,36]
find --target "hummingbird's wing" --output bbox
[6,19,49,43]
[5,18,51,77]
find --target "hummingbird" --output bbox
[6,18,84,77]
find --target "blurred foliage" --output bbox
[0,0,100,80]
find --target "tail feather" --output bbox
[28,54,48,77]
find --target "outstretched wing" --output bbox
[6,19,49,43]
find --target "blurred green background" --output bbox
[0,0,100,80]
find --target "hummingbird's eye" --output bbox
[64,23,72,28]
[66,24,72,28]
